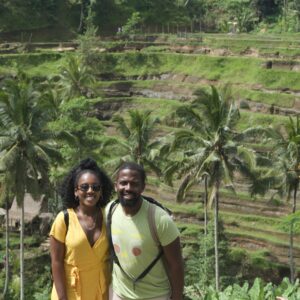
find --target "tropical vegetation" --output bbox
[2,1,300,299]
[1,0,300,36]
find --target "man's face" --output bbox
[115,168,145,208]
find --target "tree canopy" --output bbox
[0,0,297,36]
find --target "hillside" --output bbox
[1,33,300,290]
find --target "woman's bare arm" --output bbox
[50,236,67,300]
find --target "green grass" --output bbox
[0,231,42,250]
[220,211,280,228]
[160,200,203,215]
[178,218,297,249]
[238,110,289,131]
[0,52,62,67]
[1,51,300,111]
[234,87,296,108]
[160,192,291,237]
[96,77,297,112]
[96,52,300,92]
[177,219,297,249]
[202,33,300,50]
[25,57,64,77]
[166,198,285,234]
[101,96,184,119]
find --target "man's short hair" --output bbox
[117,162,146,184]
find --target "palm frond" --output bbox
[112,115,130,138]
[176,106,204,132]
[176,174,194,203]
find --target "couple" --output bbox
[50,158,184,300]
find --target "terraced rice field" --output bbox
[1,33,300,280]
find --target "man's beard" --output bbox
[119,195,141,207]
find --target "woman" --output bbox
[50,158,114,300]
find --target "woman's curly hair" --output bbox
[60,158,114,209]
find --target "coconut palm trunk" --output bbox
[292,183,297,214]
[203,175,209,283]
[289,222,295,283]
[20,196,25,300]
[204,175,208,236]
[214,183,220,291]
[289,184,298,283]
[2,194,10,298]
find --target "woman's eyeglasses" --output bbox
[77,183,101,192]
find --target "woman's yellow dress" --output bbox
[50,208,110,300]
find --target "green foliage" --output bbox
[0,53,62,69]
[9,275,20,300]
[184,221,230,293]
[217,0,259,33]
[110,109,161,175]
[2,26,300,298]
[279,210,300,233]
[0,0,58,32]
[58,55,96,99]
[47,96,106,171]
[93,52,300,93]
[119,12,142,36]
[77,5,100,66]
[164,85,258,203]
[0,71,60,202]
[185,277,300,299]
[32,266,52,300]
[1,0,300,36]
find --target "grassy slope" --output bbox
[0,35,299,278]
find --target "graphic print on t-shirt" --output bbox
[112,229,144,266]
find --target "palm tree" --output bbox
[41,73,105,170]
[112,109,161,175]
[0,73,61,300]
[47,94,106,169]
[58,55,95,99]
[268,116,300,282]
[165,86,257,290]
[270,115,300,213]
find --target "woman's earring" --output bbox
[75,196,79,204]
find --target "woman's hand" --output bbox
[50,236,67,300]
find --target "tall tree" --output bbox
[46,56,107,173]
[269,116,300,282]
[0,73,60,300]
[165,86,257,290]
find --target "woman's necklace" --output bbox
[84,210,99,231]
[77,208,100,231]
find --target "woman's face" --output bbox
[74,172,102,208]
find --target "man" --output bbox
[107,162,184,300]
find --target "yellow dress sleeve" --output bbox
[49,211,67,244]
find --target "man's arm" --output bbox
[50,236,67,300]
[162,237,184,300]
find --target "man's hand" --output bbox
[162,237,184,300]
